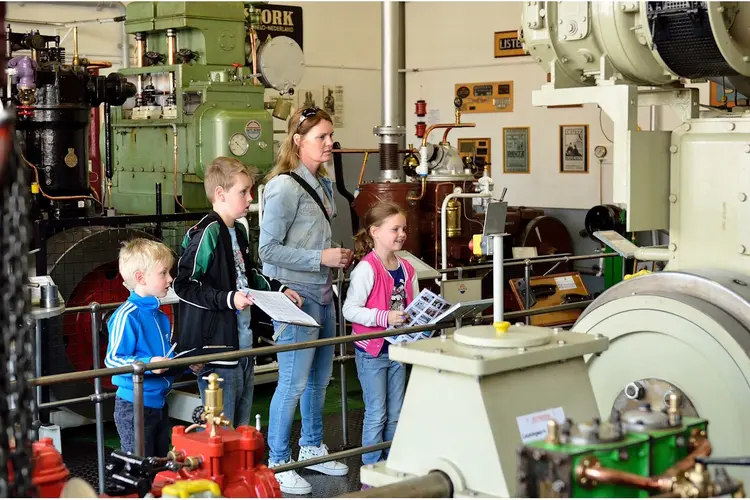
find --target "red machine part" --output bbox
[153,425,282,498]
[415,121,426,138]
[8,438,70,498]
[63,261,174,390]
[415,99,427,117]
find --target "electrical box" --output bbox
[457,137,491,169]
[455,81,514,113]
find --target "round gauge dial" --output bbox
[229,133,249,156]
[594,145,608,158]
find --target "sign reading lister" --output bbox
[494,30,527,58]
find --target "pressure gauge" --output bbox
[594,145,608,159]
[229,133,249,156]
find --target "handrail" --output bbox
[29,300,592,388]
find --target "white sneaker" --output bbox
[269,459,312,495]
[298,443,349,476]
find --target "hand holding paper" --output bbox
[243,289,319,327]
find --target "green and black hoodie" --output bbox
[173,211,286,366]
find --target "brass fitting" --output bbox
[546,419,559,445]
[201,373,232,436]
[667,392,682,427]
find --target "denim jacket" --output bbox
[259,163,337,286]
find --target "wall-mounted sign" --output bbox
[559,124,589,174]
[494,30,527,58]
[503,127,530,174]
[246,3,303,50]
[454,81,514,114]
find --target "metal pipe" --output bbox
[90,303,105,494]
[493,235,504,323]
[382,0,398,130]
[272,442,392,474]
[440,190,491,279]
[337,269,349,446]
[132,361,145,456]
[72,26,80,66]
[27,300,592,389]
[333,148,414,154]
[35,320,42,421]
[166,28,176,65]
[524,260,531,324]
[580,465,667,491]
[341,470,454,498]
[661,436,712,479]
[135,32,145,68]
[104,103,113,209]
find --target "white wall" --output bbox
[263,1,382,149]
[405,1,710,210]
[7,2,128,72]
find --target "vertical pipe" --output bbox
[155,183,163,241]
[90,303,105,494]
[493,235,504,323]
[135,33,145,68]
[166,29,176,65]
[524,261,531,325]
[35,320,42,421]
[104,103,113,210]
[337,268,349,446]
[72,26,79,66]
[382,0,398,129]
[132,361,146,456]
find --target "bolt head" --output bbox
[740,245,747,254]
[669,243,677,251]
[740,193,748,202]
[557,339,567,345]
[729,122,737,131]
[518,347,527,353]
[669,145,678,153]
[669,194,678,203]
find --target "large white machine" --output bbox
[520,0,750,486]
[356,1,750,497]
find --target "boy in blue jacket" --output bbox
[105,238,177,457]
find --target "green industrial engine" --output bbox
[106,1,303,214]
[516,395,744,498]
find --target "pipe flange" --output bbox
[373,125,406,137]
[423,457,466,496]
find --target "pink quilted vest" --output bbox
[351,251,415,357]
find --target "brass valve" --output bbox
[201,373,232,436]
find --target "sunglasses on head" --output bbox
[297,107,320,132]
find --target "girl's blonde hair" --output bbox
[265,106,334,182]
[353,201,407,260]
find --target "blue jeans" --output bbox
[267,297,335,463]
[198,357,255,427]
[355,349,405,465]
[114,396,171,457]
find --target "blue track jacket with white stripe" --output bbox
[105,291,174,409]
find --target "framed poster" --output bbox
[503,127,530,174]
[559,124,589,174]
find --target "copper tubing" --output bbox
[84,60,112,70]
[357,152,370,186]
[421,122,475,148]
[334,148,415,154]
[21,152,99,205]
[407,177,426,201]
[580,465,670,492]
[72,26,80,66]
[249,28,259,85]
[661,436,712,479]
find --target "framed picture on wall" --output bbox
[503,127,530,174]
[559,124,589,173]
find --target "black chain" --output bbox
[0,111,38,497]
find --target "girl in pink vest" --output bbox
[342,201,418,478]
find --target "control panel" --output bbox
[454,81,514,113]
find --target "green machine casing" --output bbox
[107,2,273,215]
[517,413,709,498]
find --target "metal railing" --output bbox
[26,250,613,493]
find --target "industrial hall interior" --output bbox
[2,0,750,498]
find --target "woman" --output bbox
[259,107,354,495]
